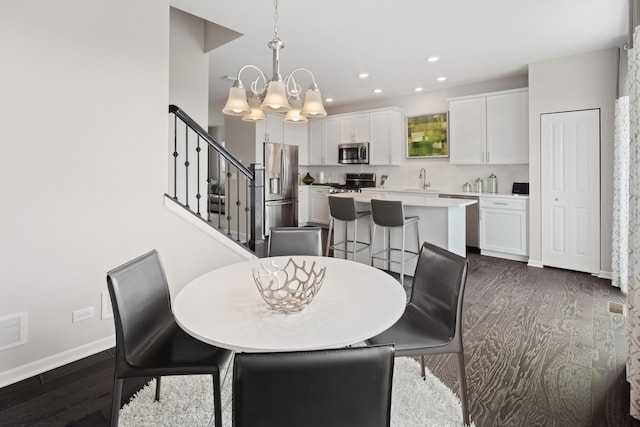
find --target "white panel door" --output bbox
[541,109,600,273]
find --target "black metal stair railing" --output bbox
[168,105,264,256]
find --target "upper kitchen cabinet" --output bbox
[369,108,403,165]
[449,88,528,164]
[259,113,284,143]
[284,121,309,165]
[308,117,339,165]
[340,113,369,143]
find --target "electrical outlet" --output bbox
[72,306,94,323]
[101,290,113,320]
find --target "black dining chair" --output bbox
[106,250,232,427]
[366,242,470,425]
[232,344,395,427]
[267,226,323,257]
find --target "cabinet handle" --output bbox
[487,151,490,163]
[493,202,509,205]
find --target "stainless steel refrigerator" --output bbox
[264,142,298,235]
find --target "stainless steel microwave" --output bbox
[338,143,369,164]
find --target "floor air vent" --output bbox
[606,301,627,316]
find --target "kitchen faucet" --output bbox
[419,168,430,189]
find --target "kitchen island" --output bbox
[329,192,477,274]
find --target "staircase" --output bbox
[168,105,264,256]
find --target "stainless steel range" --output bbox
[330,173,376,193]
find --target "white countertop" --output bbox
[331,191,477,208]
[361,186,529,199]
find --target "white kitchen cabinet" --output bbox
[259,113,284,143]
[308,119,325,165]
[298,186,310,225]
[309,186,330,225]
[284,121,309,165]
[449,88,528,165]
[479,196,528,261]
[369,109,403,165]
[307,118,339,165]
[340,113,369,143]
[325,117,340,164]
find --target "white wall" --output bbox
[0,0,248,386]
[528,48,618,275]
[302,75,530,192]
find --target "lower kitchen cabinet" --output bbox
[298,186,310,225]
[479,196,528,261]
[309,187,330,226]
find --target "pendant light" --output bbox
[222,0,327,122]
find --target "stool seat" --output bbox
[370,199,420,284]
[327,196,372,260]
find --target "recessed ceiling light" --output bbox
[325,98,334,102]
[427,56,439,63]
[436,76,447,82]
[373,89,382,94]
[415,87,424,92]
[358,72,369,79]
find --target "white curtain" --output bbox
[628,27,640,420]
[613,95,630,292]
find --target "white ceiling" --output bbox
[170,0,628,126]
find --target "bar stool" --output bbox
[370,199,420,284]
[326,196,372,260]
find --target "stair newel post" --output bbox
[184,125,189,209]
[249,164,265,257]
[172,114,178,200]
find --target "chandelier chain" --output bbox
[273,0,279,39]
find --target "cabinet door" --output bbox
[449,98,486,164]
[308,120,325,165]
[486,91,528,164]
[284,121,309,165]
[370,110,402,165]
[298,187,310,224]
[340,114,370,143]
[264,113,284,143]
[309,188,329,225]
[324,117,340,165]
[480,207,527,255]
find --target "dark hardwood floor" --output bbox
[0,251,638,426]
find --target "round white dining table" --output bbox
[173,256,407,352]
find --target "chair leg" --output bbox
[154,376,161,401]
[420,355,426,378]
[457,352,470,426]
[110,377,123,427]
[352,219,358,260]
[326,218,333,257]
[212,372,223,427]
[400,224,406,284]
[370,224,377,265]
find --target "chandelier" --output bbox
[222,0,327,123]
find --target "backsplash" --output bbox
[302,162,529,193]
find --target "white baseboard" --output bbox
[480,249,528,263]
[0,335,115,388]
[527,259,544,268]
[597,270,612,280]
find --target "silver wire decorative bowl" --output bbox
[253,258,326,313]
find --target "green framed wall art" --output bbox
[407,113,448,158]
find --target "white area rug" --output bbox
[119,356,473,426]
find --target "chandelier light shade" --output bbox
[242,93,267,122]
[222,0,326,122]
[222,84,251,116]
[284,95,308,123]
[300,83,327,117]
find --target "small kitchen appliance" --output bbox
[338,143,369,164]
